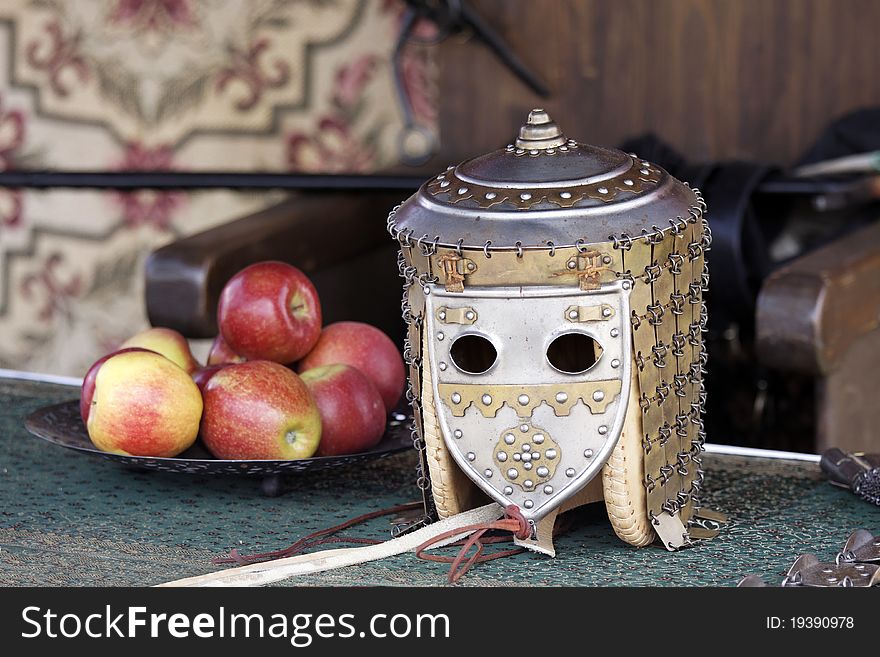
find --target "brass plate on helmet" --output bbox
[439,380,623,418]
[429,246,622,289]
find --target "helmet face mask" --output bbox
[425,281,632,530]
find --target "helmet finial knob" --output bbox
[515,109,567,150]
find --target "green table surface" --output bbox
[0,376,876,587]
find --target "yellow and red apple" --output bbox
[81,349,203,457]
[120,327,200,374]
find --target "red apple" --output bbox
[81,349,203,457]
[207,334,245,366]
[300,364,386,456]
[120,327,200,374]
[298,321,405,411]
[201,360,321,460]
[192,364,225,393]
[217,261,322,364]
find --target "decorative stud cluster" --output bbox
[494,424,559,491]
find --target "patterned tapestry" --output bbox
[0,0,437,376]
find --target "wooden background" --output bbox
[435,0,880,165]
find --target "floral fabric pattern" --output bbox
[0,0,437,376]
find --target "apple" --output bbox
[298,321,405,411]
[120,327,200,374]
[200,360,321,460]
[79,347,162,424]
[192,364,225,393]
[207,334,245,366]
[81,349,203,457]
[80,347,156,423]
[217,261,322,364]
[300,364,386,456]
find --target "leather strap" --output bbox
[157,503,505,587]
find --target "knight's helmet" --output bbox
[388,110,720,554]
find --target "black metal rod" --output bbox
[1,169,860,198]
[460,2,551,98]
[755,176,861,196]
[0,170,426,192]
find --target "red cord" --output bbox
[414,505,532,584]
[213,501,423,566]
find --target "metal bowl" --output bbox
[24,400,413,483]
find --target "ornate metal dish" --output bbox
[25,400,412,478]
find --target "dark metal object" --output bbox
[782,553,879,587]
[0,167,854,195]
[392,0,549,163]
[737,528,880,587]
[0,170,424,192]
[24,400,412,481]
[402,1,549,98]
[839,529,880,564]
[821,448,880,506]
[392,7,438,165]
[753,175,868,196]
[810,176,880,212]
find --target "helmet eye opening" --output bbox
[546,332,603,374]
[449,334,498,375]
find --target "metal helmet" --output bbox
[389,109,714,552]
